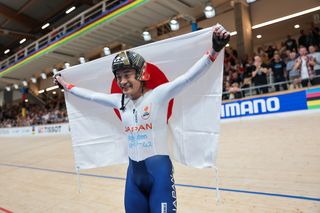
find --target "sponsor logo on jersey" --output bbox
[161,203,167,213]
[141,105,151,120]
[128,134,152,148]
[221,97,280,117]
[125,123,152,132]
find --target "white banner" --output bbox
[0,126,32,136]
[35,123,70,135]
[0,123,70,136]
[62,27,224,170]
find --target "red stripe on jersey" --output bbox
[206,48,219,62]
[67,84,75,90]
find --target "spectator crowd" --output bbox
[223,25,320,100]
[0,98,68,128]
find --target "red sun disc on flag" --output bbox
[110,62,174,123]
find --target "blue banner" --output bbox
[221,91,308,119]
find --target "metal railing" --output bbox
[0,0,132,71]
[222,75,320,100]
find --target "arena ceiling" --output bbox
[0,0,229,59]
[0,0,228,89]
[0,0,98,59]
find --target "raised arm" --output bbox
[54,75,119,109]
[155,24,230,100]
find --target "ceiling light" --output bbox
[226,43,230,47]
[52,91,57,95]
[256,34,262,39]
[5,86,11,92]
[103,47,111,56]
[66,6,76,14]
[64,63,70,69]
[13,84,19,89]
[204,5,215,18]
[46,85,59,92]
[79,57,86,64]
[20,38,26,44]
[230,31,237,36]
[169,19,180,31]
[41,23,50,30]
[61,89,64,92]
[246,0,256,3]
[22,80,28,87]
[142,31,151,41]
[31,77,37,83]
[25,99,28,103]
[4,49,10,54]
[40,73,47,80]
[252,6,320,29]
[294,24,300,29]
[52,68,58,75]
[38,89,45,94]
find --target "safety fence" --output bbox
[0,123,70,137]
[223,75,320,100]
[222,86,320,119]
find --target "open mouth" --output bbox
[121,84,133,92]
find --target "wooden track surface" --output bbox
[1,111,320,212]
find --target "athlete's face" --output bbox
[116,68,143,100]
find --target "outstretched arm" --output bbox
[156,24,230,100]
[54,75,119,108]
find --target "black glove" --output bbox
[212,29,230,52]
[53,73,64,89]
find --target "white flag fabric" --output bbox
[62,27,224,170]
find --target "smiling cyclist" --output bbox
[54,23,230,213]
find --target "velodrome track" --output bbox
[0,111,320,212]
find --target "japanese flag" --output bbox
[62,27,224,170]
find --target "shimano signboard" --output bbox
[221,90,308,119]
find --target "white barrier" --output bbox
[0,123,70,137]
